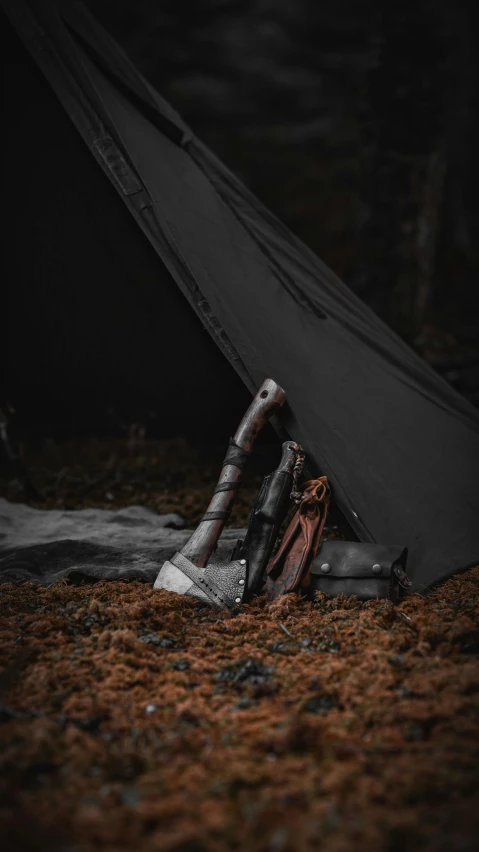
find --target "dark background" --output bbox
[3,0,479,448]
[84,0,479,357]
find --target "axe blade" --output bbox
[153,560,193,594]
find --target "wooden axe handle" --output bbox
[181,378,286,567]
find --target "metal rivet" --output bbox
[372,564,382,575]
[240,559,246,565]
[239,579,245,585]
[320,563,331,574]
[235,597,241,604]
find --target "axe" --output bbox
[153,378,286,606]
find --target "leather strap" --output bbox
[214,481,241,494]
[201,480,242,521]
[222,438,251,470]
[265,476,330,599]
[201,510,230,521]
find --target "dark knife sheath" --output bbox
[236,441,298,595]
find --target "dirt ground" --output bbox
[1,438,479,852]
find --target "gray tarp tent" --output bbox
[3,0,479,592]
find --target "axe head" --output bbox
[154,552,249,608]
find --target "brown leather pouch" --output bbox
[310,541,411,602]
[265,476,330,599]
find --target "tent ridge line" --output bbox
[91,131,143,197]
[1,0,143,204]
[63,17,191,149]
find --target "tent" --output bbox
[3,0,479,593]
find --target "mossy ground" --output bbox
[1,439,478,851]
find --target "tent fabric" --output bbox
[3,0,479,592]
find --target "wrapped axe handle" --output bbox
[180,378,286,568]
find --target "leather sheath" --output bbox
[238,442,297,595]
[310,541,410,601]
[170,552,248,608]
[265,476,331,599]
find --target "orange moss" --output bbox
[1,438,479,850]
[1,569,479,851]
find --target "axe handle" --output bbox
[181,378,286,567]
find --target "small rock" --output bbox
[316,638,340,653]
[138,632,176,648]
[325,804,340,830]
[268,640,299,656]
[303,693,339,715]
[231,697,255,711]
[171,658,190,671]
[406,723,426,741]
[214,657,274,685]
[268,827,289,851]
[121,785,142,807]
[388,654,406,667]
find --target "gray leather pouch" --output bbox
[310,541,411,602]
